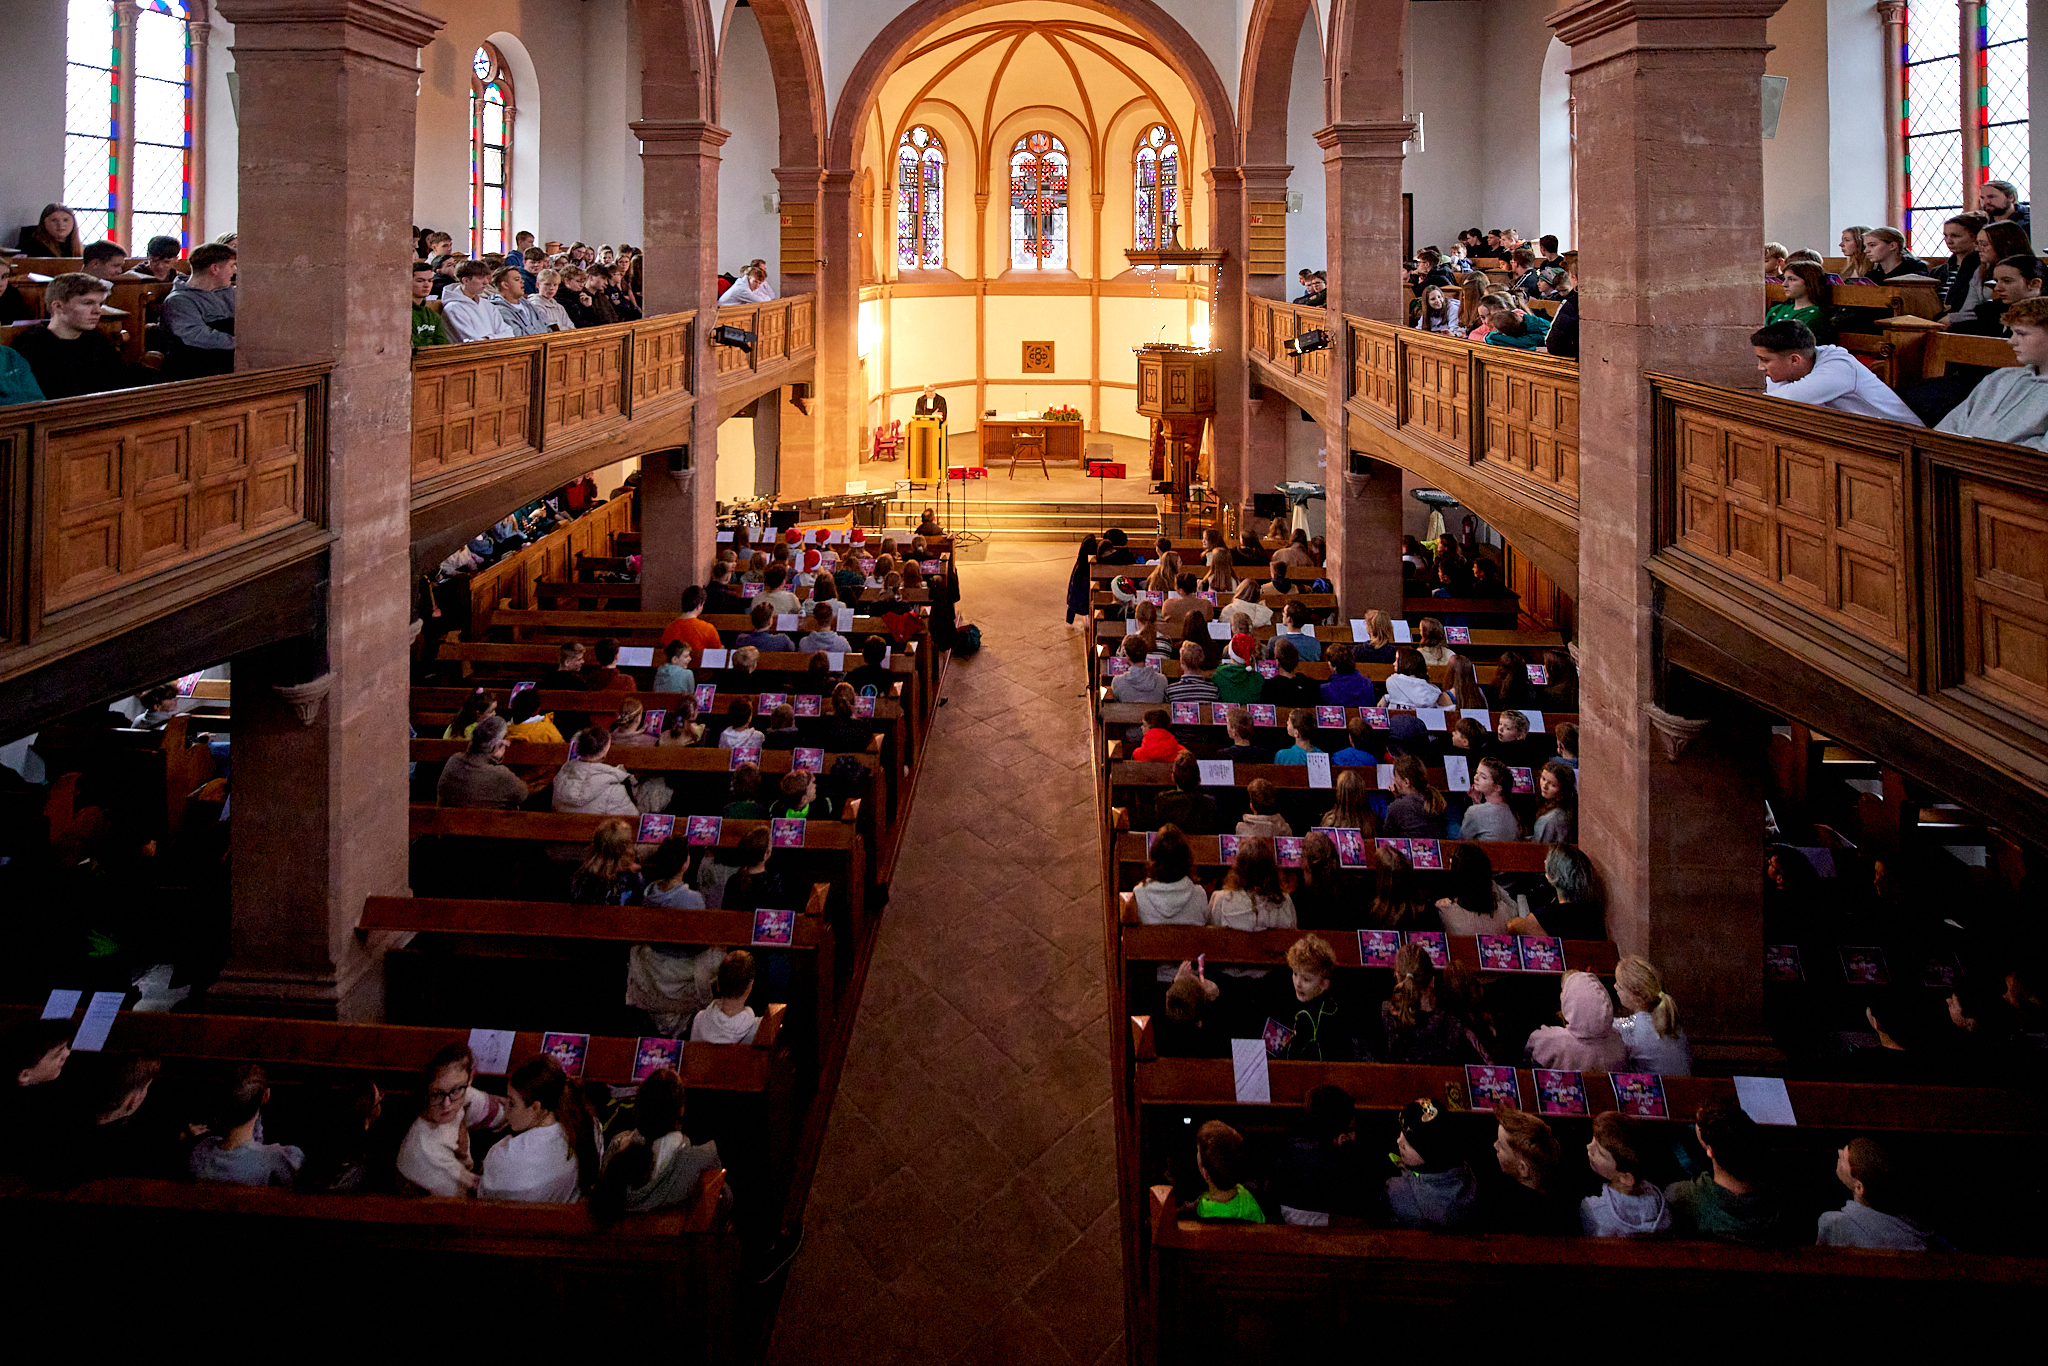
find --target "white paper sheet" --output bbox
[1208,620,1232,639]
[1198,759,1236,787]
[1418,708,1448,731]
[1392,621,1413,643]
[700,649,730,668]
[1443,755,1471,791]
[1461,708,1490,732]
[776,614,801,632]
[1733,1075,1798,1126]
[1305,751,1333,789]
[1231,1038,1272,1104]
[835,606,855,631]
[1126,619,1143,635]
[71,991,126,1052]
[825,652,845,671]
[1377,763,1396,789]
[1349,618,1368,638]
[42,988,81,1020]
[468,1028,517,1076]
[614,646,654,668]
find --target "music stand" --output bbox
[941,434,985,547]
[1086,456,1127,528]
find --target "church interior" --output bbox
[3,0,2048,1352]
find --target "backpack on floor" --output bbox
[952,623,982,657]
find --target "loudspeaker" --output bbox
[770,508,800,531]
[1252,493,1286,520]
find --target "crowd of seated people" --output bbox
[1175,1092,1951,1251]
[409,227,644,348]
[0,1017,719,1214]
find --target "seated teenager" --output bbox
[1230,577,1274,627]
[1752,319,1922,425]
[770,769,834,821]
[1582,1110,1673,1237]
[189,1065,304,1187]
[1510,844,1604,940]
[736,600,794,653]
[1434,841,1522,935]
[1235,777,1293,840]
[1134,824,1208,925]
[1130,707,1186,763]
[592,1067,722,1219]
[1274,600,1322,662]
[1486,1105,1578,1234]
[1353,609,1399,664]
[759,565,800,616]
[1155,752,1221,833]
[1186,1120,1264,1223]
[1111,634,1170,703]
[1211,633,1263,703]
[436,715,530,809]
[1817,1138,1933,1250]
[1215,705,1270,762]
[1612,955,1692,1075]
[1554,721,1580,770]
[1290,831,1361,931]
[1381,941,1483,1064]
[1387,1098,1479,1229]
[1384,647,1452,709]
[691,950,760,1044]
[1935,294,2048,449]
[610,698,657,748]
[1207,835,1296,930]
[1531,759,1578,843]
[1315,769,1378,836]
[1860,226,1931,283]
[1276,934,1364,1061]
[760,703,802,751]
[7,271,150,399]
[395,1043,507,1196]
[569,818,645,905]
[478,1054,592,1203]
[1332,716,1378,768]
[1262,640,1322,708]
[1383,754,1449,838]
[1665,1101,1793,1244]
[717,699,765,752]
[1527,970,1626,1072]
[552,726,646,817]
[722,765,769,820]
[1458,757,1522,842]
[845,637,896,696]
[1270,706,1322,766]
[1165,641,1218,704]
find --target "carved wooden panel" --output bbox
[1477,360,1579,503]
[788,297,813,354]
[1666,402,1907,653]
[630,317,691,412]
[756,302,789,363]
[1957,478,2048,712]
[780,202,816,275]
[1251,300,1272,359]
[1401,337,1469,450]
[43,387,313,612]
[1352,322,1399,420]
[543,333,625,440]
[1022,339,1055,373]
[411,350,535,477]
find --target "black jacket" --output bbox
[1544,291,1580,359]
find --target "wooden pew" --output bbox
[1097,702,1574,733]
[1120,922,1609,971]
[360,894,838,1041]
[1109,832,1555,881]
[532,581,930,607]
[406,806,872,951]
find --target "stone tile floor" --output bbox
[767,542,1124,1366]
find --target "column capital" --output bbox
[1314,120,1416,155]
[820,169,859,191]
[1205,165,1246,188]
[1240,162,1294,187]
[1875,0,1904,19]
[631,119,730,154]
[214,0,441,60]
[1547,0,1784,50]
[773,165,823,199]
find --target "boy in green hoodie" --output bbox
[1189,1120,1264,1223]
[412,262,454,349]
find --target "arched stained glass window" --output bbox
[1134,123,1180,251]
[896,126,945,269]
[1901,1,2029,258]
[64,0,195,249]
[470,44,513,257]
[1010,132,1069,269]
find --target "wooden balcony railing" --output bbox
[711,294,815,380]
[411,311,698,502]
[1345,316,1580,514]
[1650,373,2048,750]
[1247,296,1333,382]
[0,365,332,685]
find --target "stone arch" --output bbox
[1238,0,1321,168]
[721,0,827,171]
[1326,0,1407,125]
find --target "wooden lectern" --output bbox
[1134,345,1215,515]
[905,414,947,483]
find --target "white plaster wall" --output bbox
[716,415,757,501]
[1478,0,1553,238]
[1403,2,1484,251]
[203,14,237,240]
[888,294,978,387]
[584,0,642,247]
[719,8,781,274]
[984,294,1091,376]
[0,0,67,246]
[1763,0,1835,252]
[1826,0,1888,236]
[1285,11,1326,275]
[1284,403,1324,482]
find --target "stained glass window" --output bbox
[470,45,513,257]
[1010,132,1069,270]
[1134,124,1180,251]
[131,0,194,250]
[1903,2,2029,258]
[896,126,945,269]
[64,0,120,245]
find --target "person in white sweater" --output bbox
[690,950,762,1044]
[1581,1111,1673,1237]
[1133,826,1208,926]
[1610,955,1693,1076]
[1937,295,2048,449]
[395,1043,507,1196]
[478,1054,587,1203]
[1752,319,1922,425]
[442,260,515,343]
[1207,836,1296,931]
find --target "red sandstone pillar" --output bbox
[210,0,443,1017]
[774,165,823,499]
[814,169,861,495]
[1205,166,1249,518]
[633,118,727,610]
[1317,119,1410,617]
[1554,0,1784,1047]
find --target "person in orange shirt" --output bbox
[657,584,725,656]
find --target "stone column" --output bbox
[773,166,822,500]
[633,118,726,613]
[1554,0,1783,1047]
[1240,163,1294,302]
[1317,119,1411,617]
[1205,165,1249,524]
[210,0,443,1018]
[814,168,861,495]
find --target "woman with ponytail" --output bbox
[591,1068,723,1220]
[477,1054,596,1202]
[1611,956,1692,1075]
[1383,753,1448,839]
[1379,942,1478,1064]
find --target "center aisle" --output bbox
[767,543,1124,1366]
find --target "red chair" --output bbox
[872,419,902,462]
